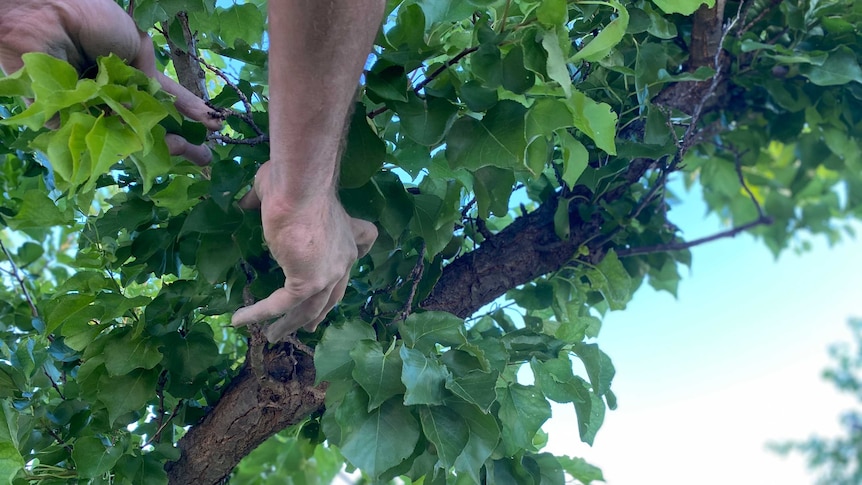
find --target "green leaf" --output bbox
[554,197,571,240]
[497,384,552,455]
[409,194,455,257]
[556,315,602,343]
[15,241,43,266]
[0,442,24,484]
[44,294,97,334]
[801,47,862,87]
[531,357,581,403]
[537,0,568,27]
[416,0,475,28]
[445,370,499,412]
[460,80,499,112]
[558,130,589,187]
[450,399,501,483]
[217,4,265,47]
[0,401,19,448]
[72,436,123,479]
[556,456,605,484]
[501,46,536,95]
[572,2,629,62]
[339,399,420,479]
[340,107,386,189]
[473,166,515,218]
[564,90,618,155]
[399,311,467,354]
[98,368,160,425]
[350,340,406,411]
[420,405,469,469]
[376,172,415,238]
[195,235,240,284]
[160,327,220,397]
[366,65,409,102]
[103,329,163,376]
[400,346,450,406]
[315,320,376,383]
[393,94,458,146]
[573,343,615,396]
[541,28,572,97]
[114,453,169,485]
[149,176,204,216]
[585,250,632,310]
[571,379,605,445]
[651,0,714,15]
[446,101,528,170]
[180,199,243,236]
[85,114,144,191]
[4,191,70,231]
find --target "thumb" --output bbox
[351,219,378,257]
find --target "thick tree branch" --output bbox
[166,334,323,484]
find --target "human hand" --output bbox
[231,161,378,342]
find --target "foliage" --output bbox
[0,0,861,483]
[772,320,862,485]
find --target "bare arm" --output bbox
[232,0,384,341]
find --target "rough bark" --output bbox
[166,2,735,483]
[163,12,208,101]
[653,0,728,114]
[166,337,323,484]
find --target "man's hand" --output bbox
[232,161,378,343]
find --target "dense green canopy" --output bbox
[1,0,861,483]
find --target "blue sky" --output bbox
[543,181,862,484]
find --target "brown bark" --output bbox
[163,12,208,101]
[166,338,324,484]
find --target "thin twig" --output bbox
[45,427,73,452]
[143,399,184,449]
[733,151,766,218]
[185,51,264,136]
[498,0,512,33]
[368,46,480,119]
[617,215,773,258]
[737,0,782,37]
[0,240,39,318]
[283,335,315,357]
[208,132,269,145]
[399,244,426,321]
[45,370,65,399]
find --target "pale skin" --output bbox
[0,0,222,166]
[232,0,383,342]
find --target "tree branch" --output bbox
[0,240,39,318]
[617,215,773,258]
[368,46,479,119]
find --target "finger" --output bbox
[239,162,271,210]
[263,309,302,343]
[231,286,304,327]
[303,271,351,333]
[351,219,378,257]
[264,282,334,342]
[238,185,262,210]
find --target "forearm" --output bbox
[266,0,385,205]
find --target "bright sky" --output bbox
[543,181,862,484]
